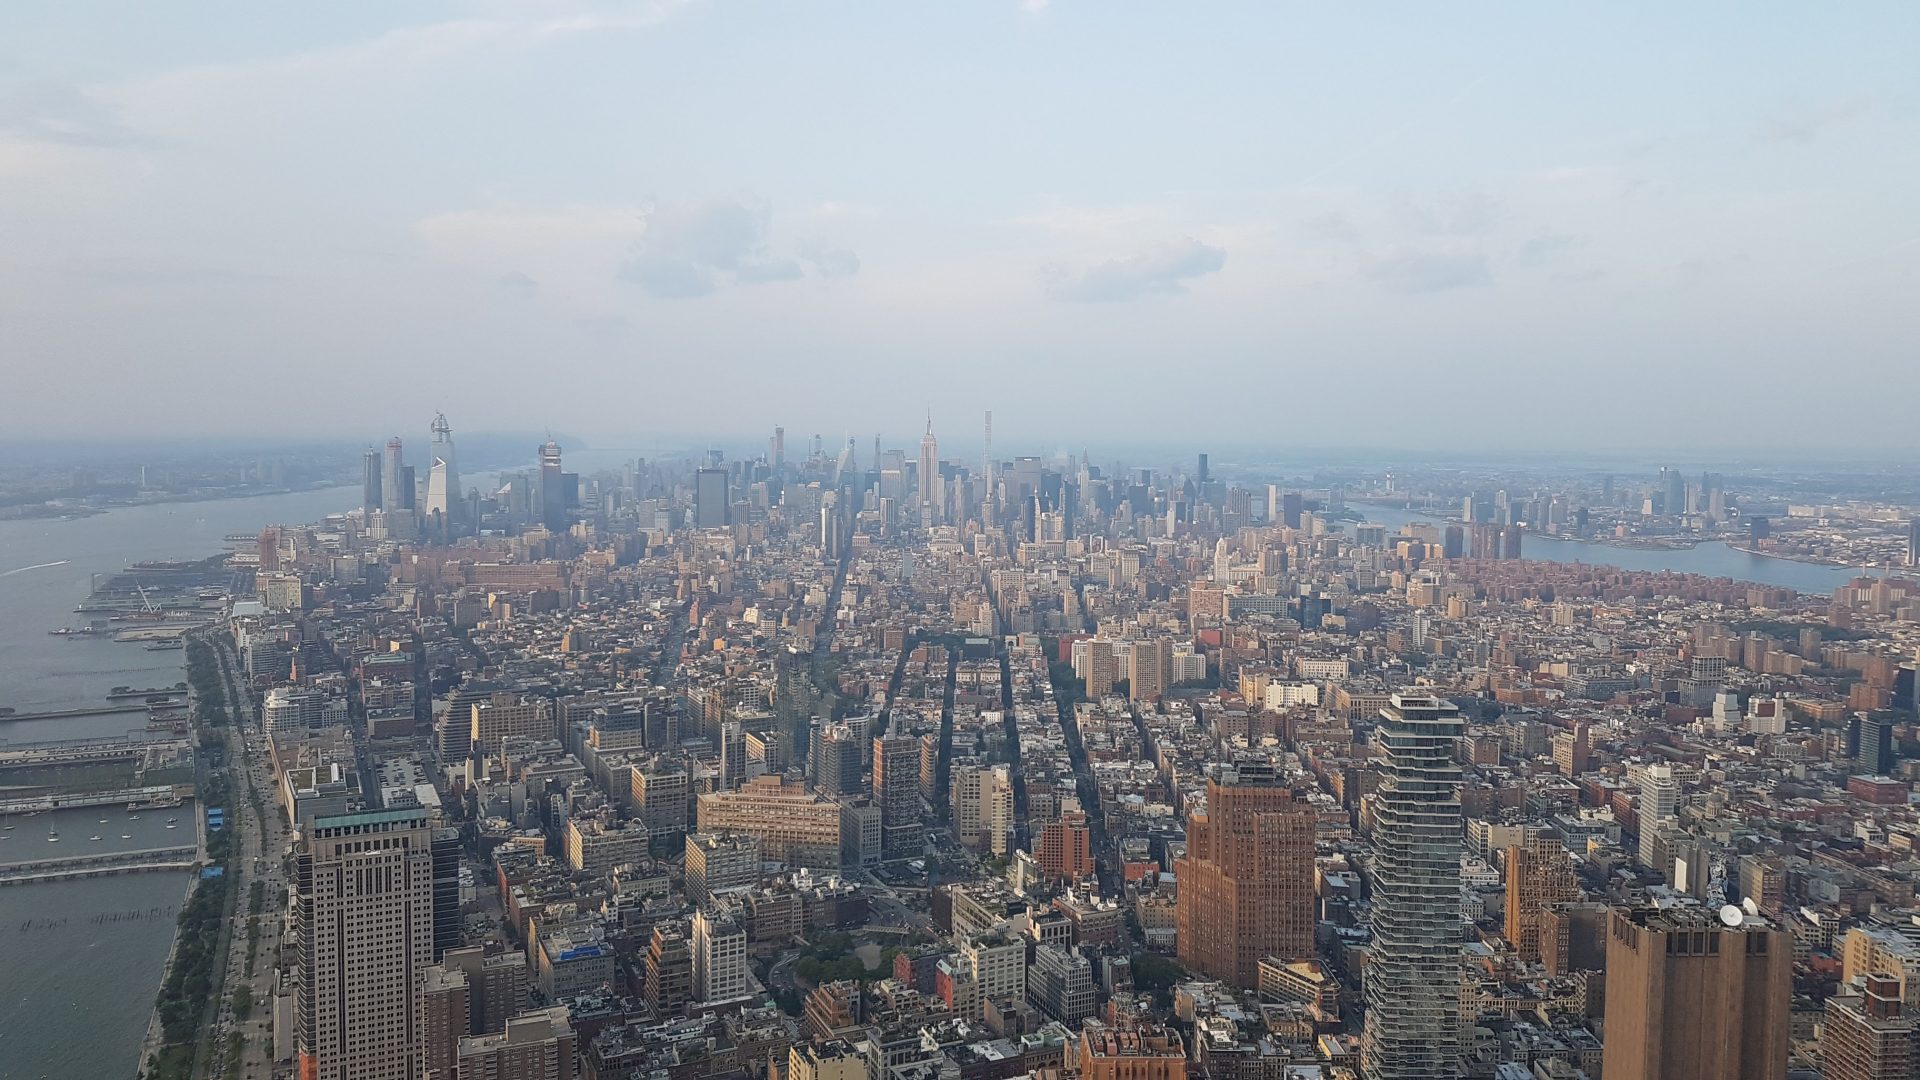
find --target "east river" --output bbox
[1353,502,1867,595]
[0,485,355,1080]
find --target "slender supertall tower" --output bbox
[983,410,995,524]
[424,412,459,530]
[1362,693,1465,1080]
[382,436,408,511]
[538,438,566,531]
[918,414,938,509]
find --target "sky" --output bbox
[2,2,1917,455]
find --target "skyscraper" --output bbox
[424,412,460,529]
[383,437,410,511]
[362,448,384,515]
[1174,760,1316,987]
[1637,763,1678,871]
[538,439,566,532]
[1361,693,1464,1080]
[918,416,938,508]
[1601,904,1789,1080]
[691,908,748,1003]
[294,808,437,1080]
[695,467,729,529]
[873,734,923,859]
[1504,827,1580,963]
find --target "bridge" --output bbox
[0,844,199,886]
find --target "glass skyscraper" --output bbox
[1362,693,1465,1080]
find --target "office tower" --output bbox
[453,1007,576,1080]
[952,763,1013,855]
[684,832,761,905]
[424,412,460,528]
[644,923,692,1017]
[1361,694,1465,1080]
[874,734,923,858]
[1212,537,1231,582]
[1602,905,1789,1080]
[363,448,384,513]
[1196,452,1209,484]
[294,808,436,1080]
[398,464,417,515]
[441,945,531,1035]
[1850,713,1897,776]
[1637,763,1678,871]
[1175,760,1316,987]
[1281,492,1303,529]
[1129,638,1172,702]
[383,437,407,512]
[808,722,864,797]
[918,417,938,506]
[432,827,462,959]
[471,692,557,759]
[691,908,748,1003]
[695,466,730,528]
[1824,974,1914,1080]
[772,425,785,470]
[537,439,566,531]
[1442,524,1464,559]
[1909,519,1920,568]
[717,719,746,791]
[1502,523,1524,559]
[1504,828,1579,963]
[627,758,692,838]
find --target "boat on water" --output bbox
[90,834,102,841]
[47,827,59,843]
[165,822,179,829]
[144,641,186,651]
[121,833,132,839]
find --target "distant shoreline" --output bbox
[0,483,355,523]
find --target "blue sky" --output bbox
[2,2,1915,452]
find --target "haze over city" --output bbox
[4,3,1919,450]
[10,8,1920,1080]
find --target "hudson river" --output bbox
[0,486,354,1080]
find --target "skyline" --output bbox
[4,4,1919,449]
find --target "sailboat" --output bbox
[47,823,60,843]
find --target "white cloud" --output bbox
[1043,237,1225,301]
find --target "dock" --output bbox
[0,704,151,723]
[0,845,198,886]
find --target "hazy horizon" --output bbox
[4,4,1917,450]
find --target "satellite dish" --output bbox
[1719,904,1744,927]
[1742,897,1760,917]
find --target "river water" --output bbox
[1353,502,1868,594]
[0,485,356,1080]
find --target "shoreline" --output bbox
[0,482,354,523]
